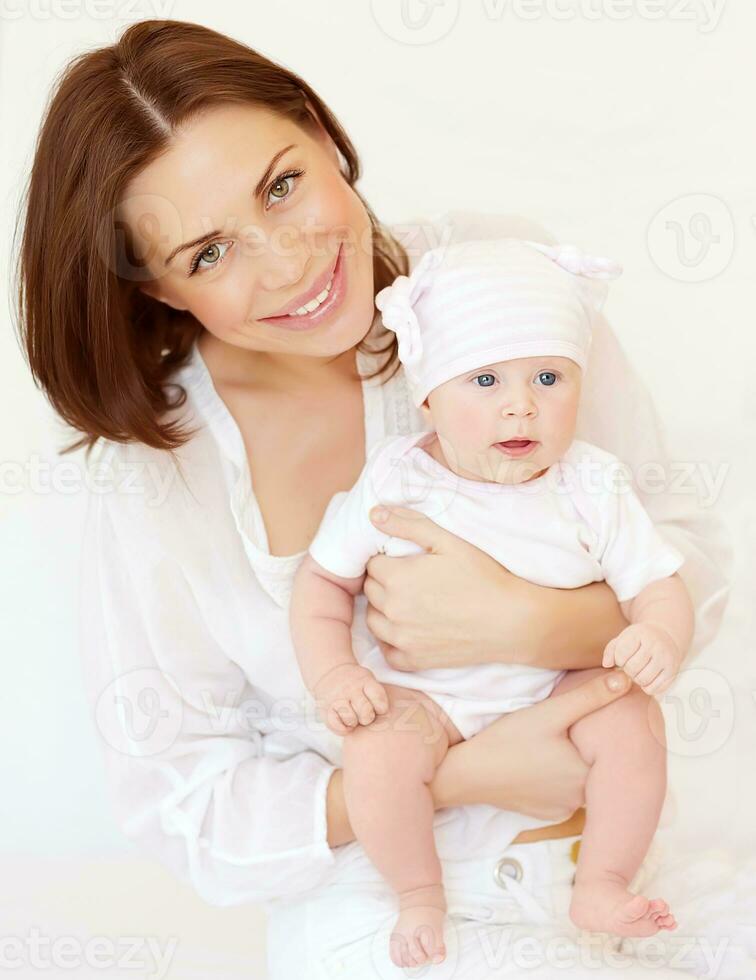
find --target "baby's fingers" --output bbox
[634,657,664,688]
[325,705,355,736]
[364,677,390,716]
[643,669,674,697]
[332,698,359,732]
[611,631,642,668]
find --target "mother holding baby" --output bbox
[16,19,727,980]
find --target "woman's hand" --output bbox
[364,505,628,673]
[430,668,632,822]
[364,505,529,670]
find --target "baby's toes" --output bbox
[655,913,677,930]
[648,898,669,918]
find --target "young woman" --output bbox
[16,19,727,979]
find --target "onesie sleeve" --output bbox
[588,451,687,603]
[78,461,339,908]
[308,439,395,579]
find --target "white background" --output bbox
[1,2,753,977]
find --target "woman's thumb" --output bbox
[369,505,452,553]
[546,669,632,731]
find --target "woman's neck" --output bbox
[197,330,360,393]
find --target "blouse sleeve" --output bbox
[392,209,732,658]
[78,465,339,907]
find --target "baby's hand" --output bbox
[602,623,682,696]
[313,663,390,735]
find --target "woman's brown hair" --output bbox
[14,19,407,461]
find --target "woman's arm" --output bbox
[515,577,630,670]
[364,505,629,673]
[80,449,342,906]
[327,667,633,845]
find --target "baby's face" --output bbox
[423,355,581,485]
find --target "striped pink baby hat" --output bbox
[374,237,622,408]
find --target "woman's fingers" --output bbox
[362,571,386,611]
[543,669,632,732]
[368,505,460,555]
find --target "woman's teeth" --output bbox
[287,276,334,316]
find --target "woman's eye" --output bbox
[187,169,304,276]
[535,371,558,386]
[473,373,497,388]
[188,240,232,276]
[267,168,304,208]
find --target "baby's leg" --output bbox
[341,683,464,969]
[549,667,677,937]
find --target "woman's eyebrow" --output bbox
[163,143,298,267]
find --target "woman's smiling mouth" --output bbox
[259,244,346,331]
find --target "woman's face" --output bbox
[118,102,375,361]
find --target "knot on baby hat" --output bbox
[374,237,622,408]
[373,247,447,378]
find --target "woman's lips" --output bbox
[258,244,346,331]
[493,439,539,458]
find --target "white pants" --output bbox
[265,832,704,979]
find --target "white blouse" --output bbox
[78,210,730,910]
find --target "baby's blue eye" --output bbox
[473,374,496,387]
[536,372,558,386]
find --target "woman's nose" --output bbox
[258,254,310,291]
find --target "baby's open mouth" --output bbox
[493,440,539,457]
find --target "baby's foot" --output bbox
[390,883,448,968]
[570,874,678,937]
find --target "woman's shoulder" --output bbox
[82,419,210,538]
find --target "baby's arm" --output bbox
[290,555,390,734]
[602,572,694,696]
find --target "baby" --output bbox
[290,238,694,969]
